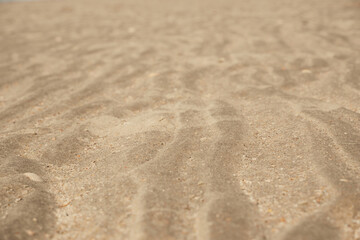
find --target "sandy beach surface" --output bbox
[0,0,360,239]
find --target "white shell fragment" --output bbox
[23,173,43,182]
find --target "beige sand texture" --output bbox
[0,0,360,239]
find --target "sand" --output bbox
[0,0,360,239]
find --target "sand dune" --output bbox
[0,0,360,239]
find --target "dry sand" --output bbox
[0,0,360,239]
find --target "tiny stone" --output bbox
[301,69,312,74]
[25,230,35,236]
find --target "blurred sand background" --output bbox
[0,0,360,239]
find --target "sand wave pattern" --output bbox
[0,0,360,239]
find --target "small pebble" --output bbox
[301,69,312,74]
[25,230,35,236]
